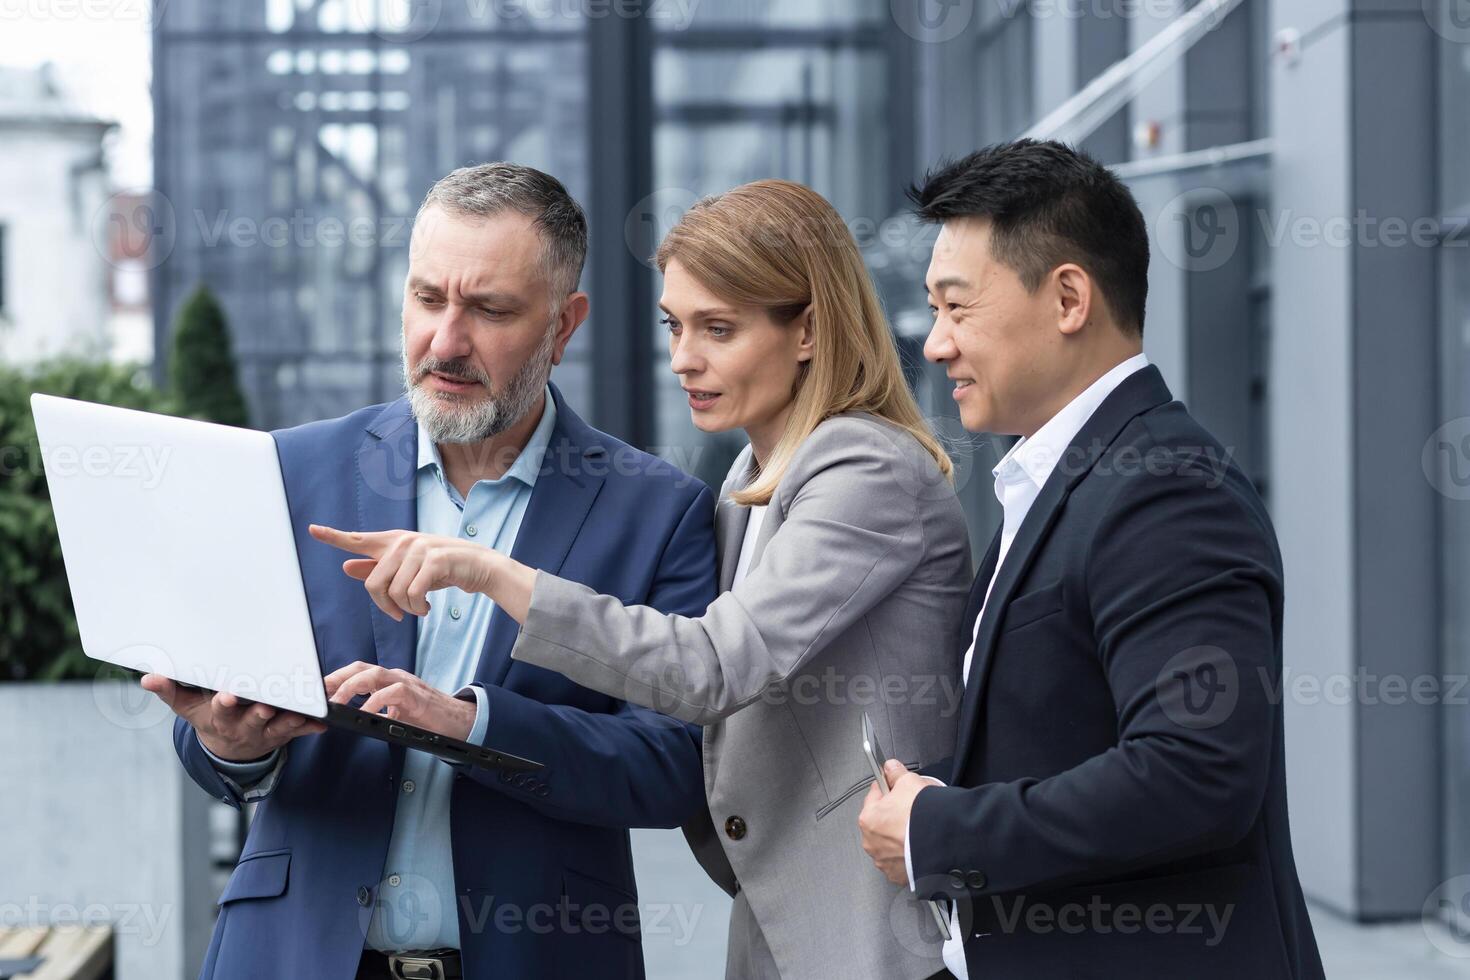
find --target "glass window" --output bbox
[154,2,588,429]
[647,13,894,487]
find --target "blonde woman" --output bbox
[313,180,973,979]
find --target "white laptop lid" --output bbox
[30,393,330,718]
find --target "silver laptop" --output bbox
[30,393,540,774]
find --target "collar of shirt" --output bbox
[416,384,558,505]
[991,352,1151,495]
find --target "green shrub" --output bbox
[170,285,250,427]
[0,360,178,680]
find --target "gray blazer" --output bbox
[510,412,972,979]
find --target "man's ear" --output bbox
[551,292,590,365]
[1053,264,1092,337]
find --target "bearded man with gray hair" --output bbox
[144,163,717,980]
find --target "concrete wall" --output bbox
[1269,0,1359,913]
[0,681,215,979]
[1270,0,1441,918]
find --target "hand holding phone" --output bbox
[861,713,953,941]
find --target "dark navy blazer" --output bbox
[909,366,1325,980]
[174,384,717,980]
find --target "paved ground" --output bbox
[631,828,1470,979]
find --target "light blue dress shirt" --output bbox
[204,387,558,952]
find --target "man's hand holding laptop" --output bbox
[142,521,525,756]
[139,674,328,762]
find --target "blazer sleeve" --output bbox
[454,484,716,829]
[509,417,943,726]
[906,454,1279,901]
[173,716,287,809]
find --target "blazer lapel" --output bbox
[354,397,419,674]
[950,365,1176,777]
[473,385,606,690]
[949,475,1072,776]
[961,527,1003,652]
[715,447,757,592]
[716,500,750,592]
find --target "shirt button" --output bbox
[450,607,461,620]
[387,874,401,887]
[402,780,415,794]
[465,524,478,537]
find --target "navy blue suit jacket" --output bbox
[175,385,716,980]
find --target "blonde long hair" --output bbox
[656,179,953,506]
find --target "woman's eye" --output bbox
[707,324,731,338]
[661,315,681,334]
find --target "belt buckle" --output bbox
[387,954,446,980]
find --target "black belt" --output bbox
[356,948,462,980]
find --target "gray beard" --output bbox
[401,327,555,444]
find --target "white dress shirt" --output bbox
[732,504,768,587]
[906,353,1150,979]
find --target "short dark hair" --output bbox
[416,161,588,301]
[908,139,1149,336]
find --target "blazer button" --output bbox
[966,871,987,890]
[724,815,747,841]
[947,869,966,891]
[356,885,371,907]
